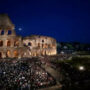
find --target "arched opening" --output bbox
[6,50,11,58]
[14,41,19,46]
[48,44,52,48]
[0,52,2,58]
[14,50,18,58]
[33,53,36,56]
[52,44,56,48]
[1,30,4,35]
[41,50,45,56]
[36,52,39,56]
[45,43,48,48]
[7,40,11,46]
[38,43,40,48]
[23,43,26,46]
[42,40,44,42]
[28,42,32,46]
[45,51,47,55]
[8,30,12,35]
[42,44,44,48]
[0,40,3,47]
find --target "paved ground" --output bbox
[39,64,62,90]
[42,64,61,82]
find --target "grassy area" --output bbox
[69,57,90,69]
[77,51,90,55]
[51,57,90,70]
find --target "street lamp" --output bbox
[79,66,85,71]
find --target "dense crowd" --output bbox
[0,59,56,90]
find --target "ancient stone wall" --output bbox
[23,35,57,57]
[0,14,57,58]
[0,14,26,58]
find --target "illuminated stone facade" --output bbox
[23,35,57,56]
[0,14,28,58]
[0,14,57,58]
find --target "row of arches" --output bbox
[0,50,18,58]
[0,30,12,35]
[30,50,52,56]
[24,42,56,49]
[25,42,56,49]
[0,40,19,47]
[37,43,55,48]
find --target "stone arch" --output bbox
[42,40,44,42]
[8,30,12,35]
[1,30,4,35]
[0,52,2,58]
[38,43,40,48]
[48,51,51,55]
[13,50,18,58]
[45,43,48,48]
[14,41,19,46]
[52,43,56,48]
[0,40,3,47]
[33,53,36,56]
[42,44,44,48]
[41,50,45,55]
[21,52,25,57]
[6,50,11,58]
[48,44,52,48]
[45,50,47,55]
[28,42,32,46]
[7,40,11,46]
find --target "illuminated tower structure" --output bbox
[0,14,26,58]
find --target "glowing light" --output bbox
[79,66,85,70]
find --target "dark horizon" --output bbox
[0,0,90,43]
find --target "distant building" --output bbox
[0,14,57,58]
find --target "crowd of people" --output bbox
[0,59,56,90]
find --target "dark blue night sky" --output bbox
[0,0,90,43]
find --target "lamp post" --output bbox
[79,66,85,71]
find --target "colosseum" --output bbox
[0,14,57,58]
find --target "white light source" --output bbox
[79,66,85,71]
